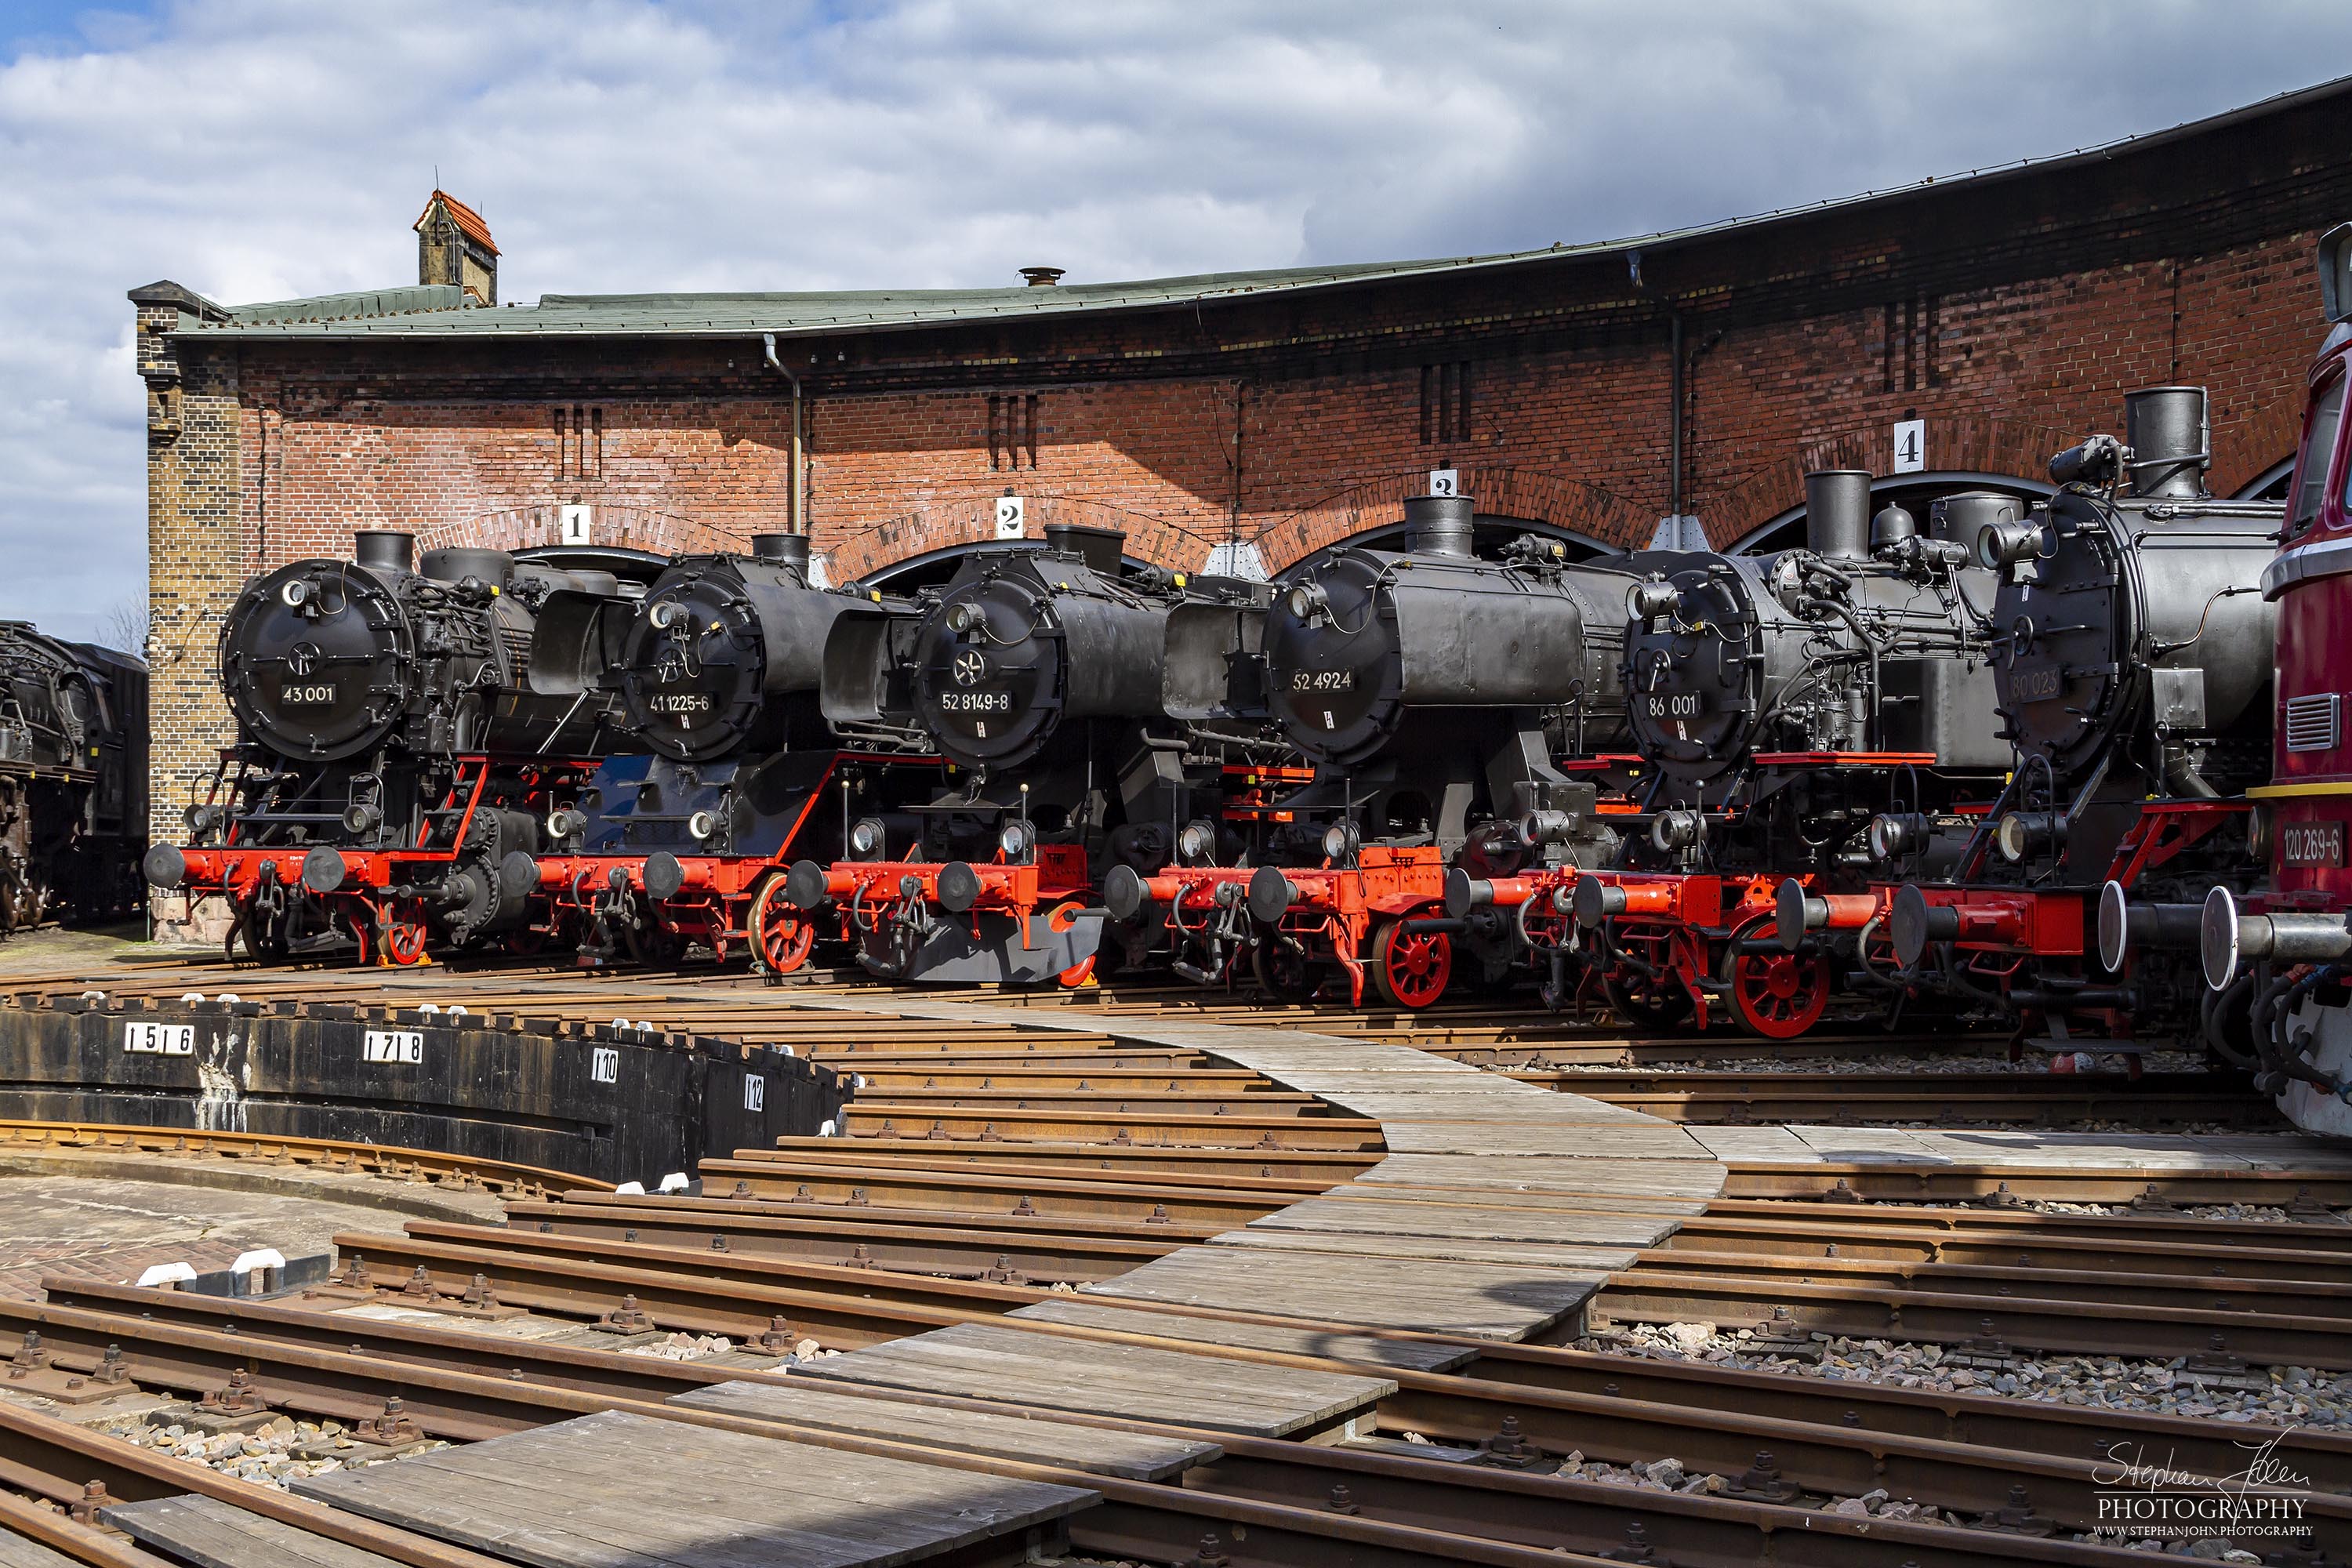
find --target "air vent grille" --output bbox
[2285,692,2341,753]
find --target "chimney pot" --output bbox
[1018,267,1066,288]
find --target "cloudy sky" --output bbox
[2,0,2344,643]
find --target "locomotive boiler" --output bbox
[0,622,146,933]
[147,532,656,964]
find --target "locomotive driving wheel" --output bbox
[1720,916,1831,1040]
[1251,937,1316,1002]
[1370,915,1453,1010]
[380,918,430,967]
[751,873,817,976]
[1599,924,1695,1031]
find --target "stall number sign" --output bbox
[1428,468,1460,498]
[743,1077,766,1112]
[994,496,1025,539]
[123,1022,194,1056]
[560,504,594,546]
[590,1047,620,1084]
[1892,420,1926,475]
[362,1029,423,1065]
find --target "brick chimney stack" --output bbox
[414,190,499,306]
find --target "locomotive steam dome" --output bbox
[611,546,851,763]
[1991,388,2280,789]
[911,529,1169,772]
[1262,495,1628,768]
[219,532,416,762]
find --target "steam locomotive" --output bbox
[143,532,661,963]
[1855,390,2282,1057]
[1473,474,2004,1035]
[518,532,942,969]
[1114,495,1644,1007]
[786,523,1290,985]
[0,622,146,934]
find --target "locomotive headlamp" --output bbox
[1176,819,1218,865]
[945,603,980,635]
[1994,810,2065,863]
[340,803,383,837]
[1867,813,1929,862]
[848,817,887,859]
[546,808,581,840]
[688,810,719,841]
[1320,821,1361,863]
[1628,581,1681,620]
[279,579,312,609]
[1976,521,2044,571]
[998,818,1036,860]
[648,600,684,631]
[1284,583,1330,624]
[183,803,223,836]
[1651,810,1704,853]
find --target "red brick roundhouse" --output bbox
[131,80,2351,852]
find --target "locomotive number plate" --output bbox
[122,1022,193,1056]
[1642,693,1702,720]
[2012,666,2063,702]
[279,684,338,706]
[649,694,713,715]
[1288,669,1356,692]
[938,691,1011,714]
[2283,821,2345,867]
[362,1029,424,1065]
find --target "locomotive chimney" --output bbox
[1044,523,1126,575]
[752,532,811,570]
[1929,491,2024,547]
[1406,494,1475,558]
[353,531,414,573]
[1803,470,1873,561]
[2124,386,2210,499]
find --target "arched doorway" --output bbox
[2235,456,2296,502]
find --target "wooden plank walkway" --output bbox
[1691,1125,2352,1170]
[797,1320,1392,1437]
[292,1409,1097,1568]
[103,1495,405,1568]
[669,1378,1219,1479]
[1005,1295,1479,1372]
[0,1529,84,1568]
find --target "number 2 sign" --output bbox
[994,496,1025,539]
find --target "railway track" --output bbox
[1,953,2347,1565]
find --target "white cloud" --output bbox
[0,0,2343,641]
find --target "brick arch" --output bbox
[1704,415,2091,549]
[2223,394,2306,499]
[416,505,742,557]
[1248,466,1652,574]
[825,494,1215,583]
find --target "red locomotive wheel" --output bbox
[1601,924,1695,1031]
[752,874,817,975]
[1370,916,1453,1010]
[505,925,551,959]
[1722,916,1830,1040]
[382,920,430,967]
[1251,939,1317,1002]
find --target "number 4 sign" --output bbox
[1892,420,1926,475]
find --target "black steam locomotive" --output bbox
[0,622,146,934]
[1887,387,2282,1052]
[791,523,1283,984]
[1132,495,1646,1005]
[147,532,662,964]
[521,532,940,969]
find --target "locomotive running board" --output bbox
[862,909,1105,985]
